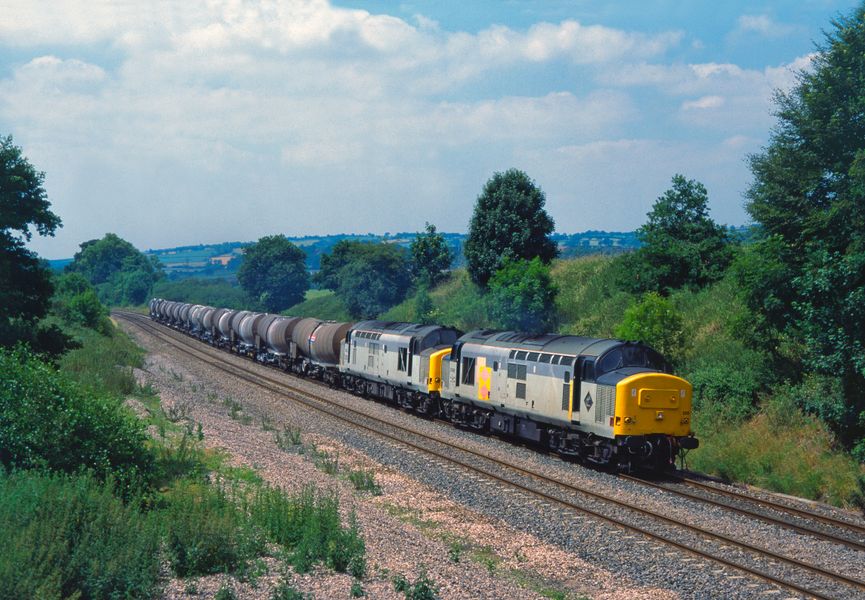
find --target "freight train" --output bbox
[149,299,698,471]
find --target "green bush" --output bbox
[153,278,259,310]
[164,480,264,577]
[0,347,155,495]
[486,257,558,333]
[250,486,365,577]
[682,339,770,419]
[215,581,238,600]
[52,272,111,332]
[347,468,382,495]
[393,567,439,600]
[59,327,143,397]
[0,471,161,600]
[271,579,309,600]
[614,292,685,363]
[690,395,865,506]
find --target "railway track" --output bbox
[118,311,865,600]
[682,475,865,535]
[619,474,865,552]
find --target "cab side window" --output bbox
[581,359,595,382]
[461,356,476,385]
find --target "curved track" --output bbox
[118,312,865,600]
[680,475,865,535]
[619,474,865,552]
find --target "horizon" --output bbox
[49,226,738,262]
[3,1,857,259]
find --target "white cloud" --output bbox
[682,95,725,110]
[0,0,798,256]
[599,54,814,134]
[735,14,796,38]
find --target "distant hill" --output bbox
[141,231,642,280]
[49,226,754,279]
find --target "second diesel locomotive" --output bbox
[150,298,698,470]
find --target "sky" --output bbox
[0,1,859,258]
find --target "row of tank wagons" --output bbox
[148,299,351,380]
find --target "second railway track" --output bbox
[118,311,865,600]
[619,473,865,552]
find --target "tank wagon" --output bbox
[149,298,697,470]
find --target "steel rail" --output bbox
[618,474,865,552]
[678,476,865,537]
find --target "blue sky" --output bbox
[0,1,859,258]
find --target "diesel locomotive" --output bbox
[150,298,698,470]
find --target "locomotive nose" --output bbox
[613,372,694,438]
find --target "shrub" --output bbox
[215,582,238,600]
[153,278,259,311]
[155,423,208,484]
[274,426,303,451]
[614,292,685,364]
[682,338,769,420]
[250,486,365,577]
[347,468,382,495]
[0,347,155,495]
[486,257,558,333]
[164,480,264,577]
[393,567,439,600]
[271,579,309,600]
[52,272,111,332]
[59,327,143,397]
[0,471,161,600]
[690,395,865,506]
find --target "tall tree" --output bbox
[0,135,62,347]
[409,222,453,286]
[742,4,865,453]
[237,235,310,313]
[464,169,557,287]
[336,243,411,318]
[314,239,366,291]
[66,233,163,306]
[315,241,411,318]
[620,174,732,294]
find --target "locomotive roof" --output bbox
[457,329,624,358]
[351,320,457,337]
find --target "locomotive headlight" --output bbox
[680,417,690,425]
[624,416,634,424]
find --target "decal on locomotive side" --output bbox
[477,357,492,401]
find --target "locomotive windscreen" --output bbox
[596,345,666,376]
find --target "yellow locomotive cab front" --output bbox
[613,372,694,438]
